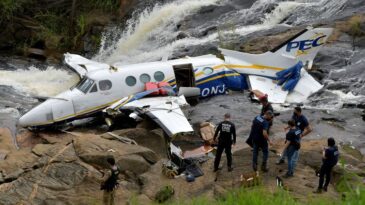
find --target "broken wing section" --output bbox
[64,53,110,77]
[122,96,194,137]
[248,75,288,103]
[248,69,323,104]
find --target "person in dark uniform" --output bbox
[245,95,274,148]
[277,106,312,164]
[213,113,236,172]
[101,157,120,205]
[249,110,274,172]
[314,138,339,193]
[283,120,302,178]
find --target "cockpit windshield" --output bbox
[75,77,95,93]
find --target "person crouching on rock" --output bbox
[101,157,120,205]
[249,110,274,172]
[314,138,339,193]
[283,119,301,178]
[213,113,236,172]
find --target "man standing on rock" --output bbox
[283,120,301,178]
[249,110,274,172]
[101,157,120,205]
[314,138,339,193]
[213,113,236,172]
[277,106,312,165]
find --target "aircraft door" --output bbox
[172,64,196,89]
[52,99,75,122]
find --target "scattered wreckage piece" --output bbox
[199,122,215,144]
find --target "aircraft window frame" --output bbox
[99,80,112,91]
[89,83,98,93]
[126,76,137,86]
[154,71,165,82]
[140,73,151,83]
[203,67,214,75]
[76,77,94,94]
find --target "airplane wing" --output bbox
[121,96,194,137]
[248,68,322,104]
[64,53,110,77]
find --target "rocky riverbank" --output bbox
[0,122,364,204]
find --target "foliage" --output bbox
[88,0,121,11]
[0,0,29,22]
[347,15,365,50]
[0,0,119,54]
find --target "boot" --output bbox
[253,163,258,172]
[261,163,269,172]
[313,188,323,194]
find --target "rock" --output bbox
[102,128,167,158]
[32,144,55,157]
[74,133,158,174]
[32,143,78,163]
[0,171,4,183]
[4,168,24,182]
[0,149,8,160]
[176,32,189,40]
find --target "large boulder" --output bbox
[74,133,158,175]
[101,128,168,158]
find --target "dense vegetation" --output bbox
[0,0,122,55]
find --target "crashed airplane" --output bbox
[18,27,333,138]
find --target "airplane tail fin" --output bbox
[270,27,333,68]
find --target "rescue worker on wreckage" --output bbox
[213,113,236,172]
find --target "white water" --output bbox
[94,0,221,63]
[94,0,308,65]
[0,0,359,106]
[0,66,79,97]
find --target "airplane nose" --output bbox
[18,103,53,127]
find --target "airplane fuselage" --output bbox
[19,54,288,127]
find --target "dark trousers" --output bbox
[252,142,268,171]
[318,163,334,189]
[214,142,232,170]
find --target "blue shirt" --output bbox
[249,115,269,144]
[292,114,309,132]
[324,146,339,166]
[286,128,302,150]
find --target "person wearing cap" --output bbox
[277,106,312,165]
[249,110,274,172]
[213,113,236,172]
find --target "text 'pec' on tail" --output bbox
[270,27,333,68]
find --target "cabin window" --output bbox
[203,67,214,75]
[99,80,112,91]
[76,77,94,93]
[126,76,136,86]
[140,73,151,83]
[89,84,98,93]
[154,71,165,82]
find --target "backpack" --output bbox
[101,166,120,191]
